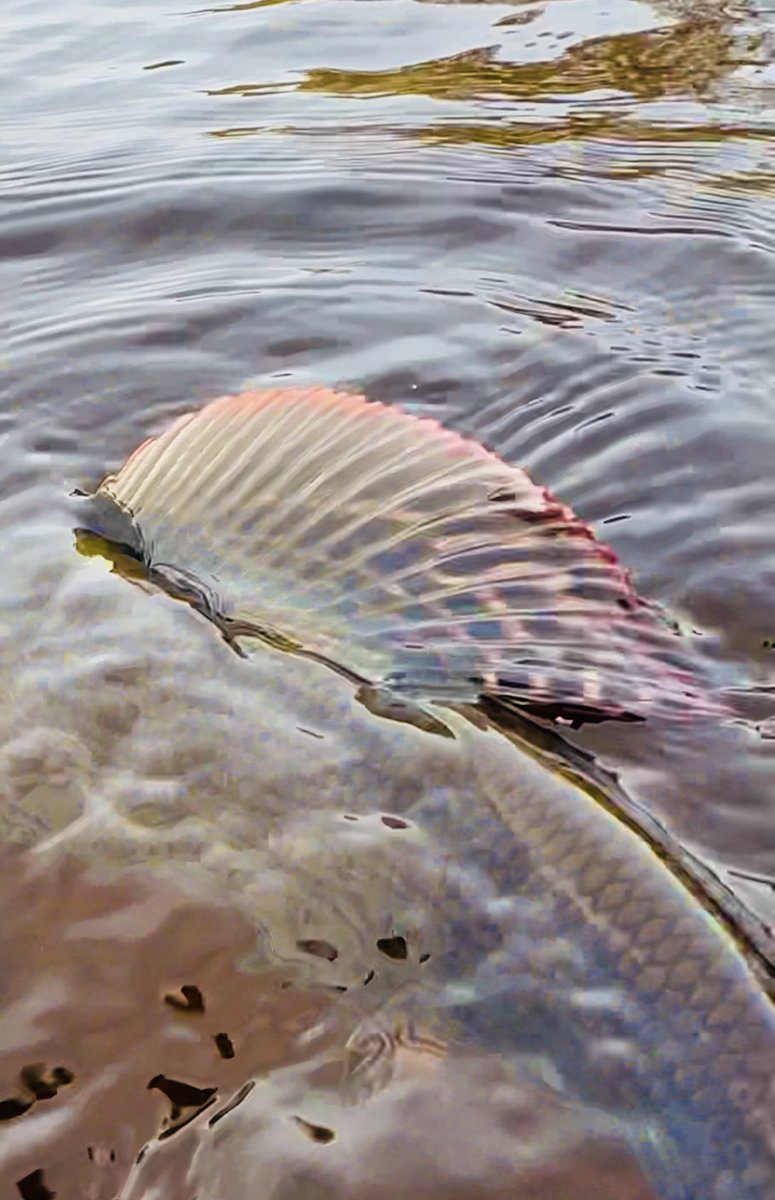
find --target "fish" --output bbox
[70,387,775,1198]
[74,386,730,729]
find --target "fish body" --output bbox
[437,711,775,1200]
[71,387,775,1197]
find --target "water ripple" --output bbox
[2,0,775,1190]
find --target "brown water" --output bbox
[2,0,775,1194]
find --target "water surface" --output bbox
[2,0,775,1193]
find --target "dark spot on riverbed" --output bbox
[381,815,408,830]
[21,1065,74,1100]
[164,984,205,1014]
[293,1116,336,1143]
[377,935,408,960]
[213,1032,235,1059]
[0,1064,75,1120]
[0,1096,32,1121]
[147,1075,217,1109]
[16,1170,54,1200]
[296,938,339,961]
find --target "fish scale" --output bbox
[450,718,775,1199]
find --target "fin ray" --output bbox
[93,387,726,724]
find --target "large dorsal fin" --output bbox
[82,387,725,725]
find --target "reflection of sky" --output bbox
[495,0,663,68]
[3,0,768,160]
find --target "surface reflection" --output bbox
[293,23,758,103]
[2,0,775,1193]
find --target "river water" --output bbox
[2,0,775,1195]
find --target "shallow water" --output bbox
[2,0,775,1194]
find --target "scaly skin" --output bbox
[418,710,775,1200]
